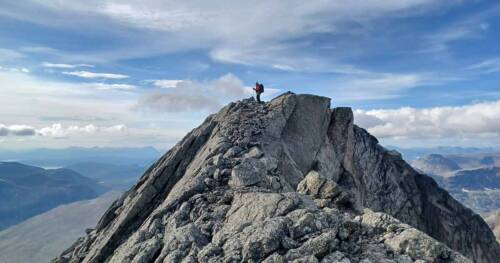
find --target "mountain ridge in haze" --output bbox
[0,146,161,167]
[0,191,121,263]
[0,162,106,230]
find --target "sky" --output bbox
[0,0,500,150]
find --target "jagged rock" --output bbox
[297,170,342,200]
[229,158,267,188]
[54,93,499,263]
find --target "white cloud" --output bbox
[151,79,184,89]
[0,66,31,73]
[0,48,25,62]
[42,62,94,68]
[419,7,495,54]
[338,73,423,100]
[88,83,137,91]
[0,1,460,70]
[354,100,500,139]
[0,124,36,136]
[137,93,220,113]
[1,122,127,138]
[37,123,127,138]
[0,70,211,149]
[138,73,281,113]
[137,73,249,112]
[62,70,129,79]
[328,72,458,101]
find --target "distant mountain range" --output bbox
[411,153,500,215]
[65,162,148,190]
[0,146,160,167]
[389,145,497,162]
[0,191,121,263]
[411,153,461,176]
[0,162,106,230]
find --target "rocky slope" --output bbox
[54,93,499,263]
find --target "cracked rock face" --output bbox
[54,93,499,263]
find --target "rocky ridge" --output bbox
[54,93,499,263]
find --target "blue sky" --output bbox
[0,1,500,150]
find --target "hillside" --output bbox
[411,154,461,176]
[412,155,500,214]
[0,191,120,263]
[0,162,106,230]
[65,162,148,190]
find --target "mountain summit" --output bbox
[54,93,499,263]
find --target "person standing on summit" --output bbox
[253,82,264,103]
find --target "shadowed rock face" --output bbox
[54,93,499,263]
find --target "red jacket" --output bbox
[255,83,261,93]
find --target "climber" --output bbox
[253,81,264,103]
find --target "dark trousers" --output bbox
[256,92,261,103]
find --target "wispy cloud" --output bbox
[419,5,498,54]
[150,79,184,89]
[62,71,129,79]
[0,66,30,73]
[137,74,248,113]
[87,83,137,91]
[0,1,461,67]
[467,58,500,74]
[38,123,126,138]
[330,72,458,101]
[42,62,94,68]
[0,48,25,62]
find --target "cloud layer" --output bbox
[137,74,275,112]
[0,124,36,136]
[0,123,126,138]
[354,100,500,139]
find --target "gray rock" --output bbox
[53,93,498,263]
[228,158,267,188]
[242,146,264,159]
[297,170,342,200]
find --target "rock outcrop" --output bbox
[54,93,500,263]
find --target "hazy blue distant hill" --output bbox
[0,146,160,167]
[411,154,461,176]
[448,167,500,191]
[66,162,148,190]
[0,191,121,263]
[410,153,500,215]
[0,162,107,230]
[388,145,496,162]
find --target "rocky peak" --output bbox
[54,93,499,263]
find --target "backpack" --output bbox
[259,83,264,93]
